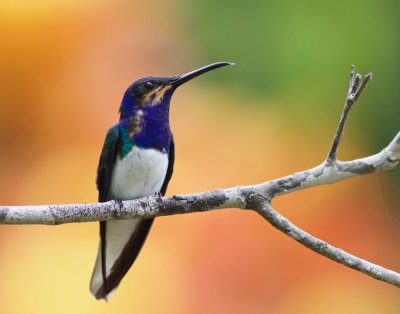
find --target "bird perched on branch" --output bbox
[90,62,233,300]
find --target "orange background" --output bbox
[0,1,399,313]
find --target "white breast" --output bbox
[110,146,169,200]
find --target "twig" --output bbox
[327,66,373,163]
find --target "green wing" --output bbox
[96,124,120,202]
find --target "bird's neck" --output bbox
[119,101,172,157]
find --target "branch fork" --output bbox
[1,66,400,289]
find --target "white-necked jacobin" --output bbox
[90,62,233,300]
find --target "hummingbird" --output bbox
[90,62,233,300]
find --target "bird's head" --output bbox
[119,62,234,119]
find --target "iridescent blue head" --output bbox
[119,62,234,119]
[118,62,233,153]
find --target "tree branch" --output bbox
[258,202,400,287]
[1,66,399,289]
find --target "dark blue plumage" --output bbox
[131,103,172,152]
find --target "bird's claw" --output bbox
[114,199,124,211]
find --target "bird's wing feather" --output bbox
[90,124,120,299]
[96,124,120,202]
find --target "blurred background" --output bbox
[0,0,399,313]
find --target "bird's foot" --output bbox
[115,198,124,209]
[113,199,124,218]
[154,192,163,198]
[153,192,164,203]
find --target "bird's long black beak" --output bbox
[171,62,234,87]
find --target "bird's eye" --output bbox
[144,81,154,90]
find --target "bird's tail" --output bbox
[90,218,154,300]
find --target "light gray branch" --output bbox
[1,66,399,289]
[258,202,400,287]
[327,66,373,163]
